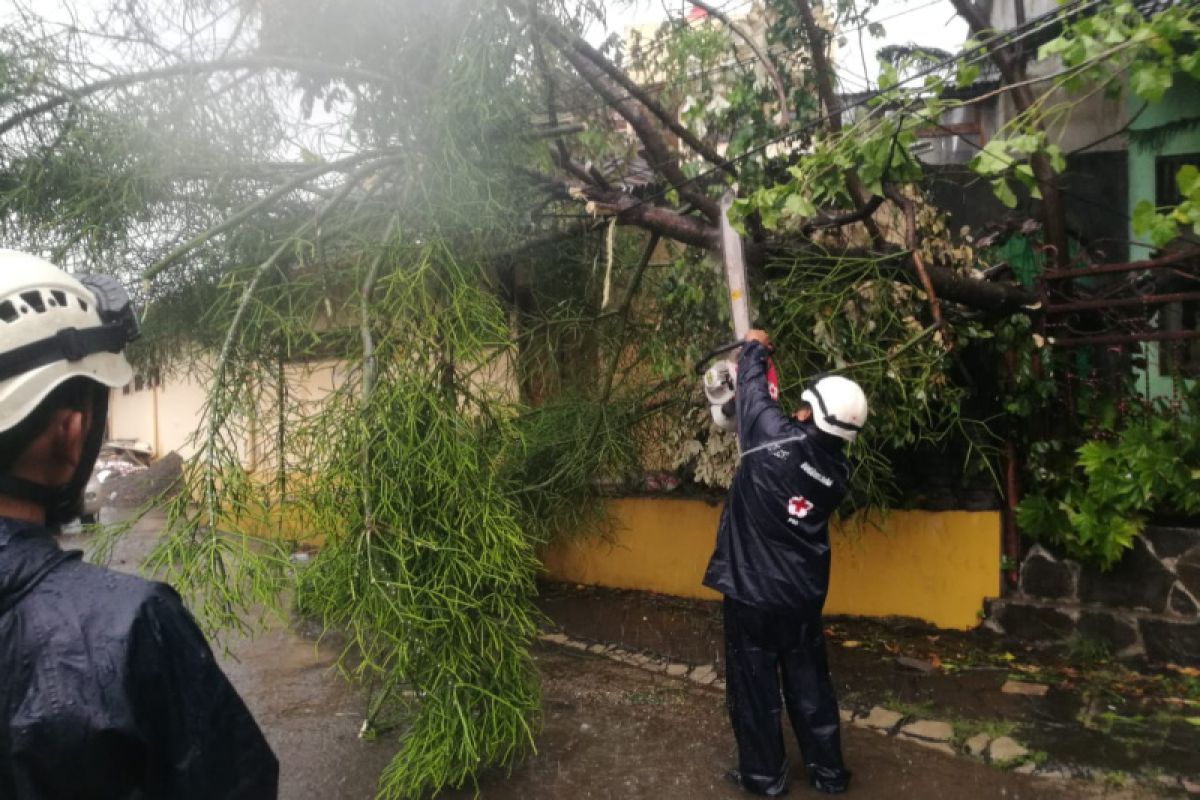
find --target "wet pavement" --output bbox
[437,645,1159,800]
[73,512,1177,799]
[539,582,1200,788]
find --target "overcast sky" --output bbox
[6,0,969,89]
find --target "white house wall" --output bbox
[989,0,1127,154]
[108,358,346,465]
[108,351,518,467]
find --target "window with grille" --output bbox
[1156,153,1200,207]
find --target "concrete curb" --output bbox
[537,631,1200,796]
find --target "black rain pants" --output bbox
[723,596,850,795]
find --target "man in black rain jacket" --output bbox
[703,329,869,796]
[0,250,278,799]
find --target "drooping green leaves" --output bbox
[1018,388,1200,570]
[973,1,1199,216]
[1130,61,1174,104]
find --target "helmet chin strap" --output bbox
[0,390,108,527]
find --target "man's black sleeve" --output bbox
[125,584,279,800]
[735,340,792,450]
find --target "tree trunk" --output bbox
[948,0,1072,269]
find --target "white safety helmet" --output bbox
[801,375,869,443]
[0,249,136,433]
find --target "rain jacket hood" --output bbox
[703,341,851,613]
[0,517,278,799]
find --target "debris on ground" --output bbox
[1002,680,1051,696]
[75,512,1175,799]
[99,451,184,507]
[537,581,1200,788]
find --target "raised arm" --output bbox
[735,332,793,451]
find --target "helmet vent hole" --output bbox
[50,290,67,307]
[0,301,16,323]
[20,291,46,314]
[79,298,88,312]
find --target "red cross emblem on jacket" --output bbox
[787,496,812,518]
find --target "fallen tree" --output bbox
[2,0,1197,795]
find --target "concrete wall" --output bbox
[945,0,1128,163]
[542,498,1002,630]
[110,352,517,465]
[1128,76,1200,261]
[107,359,349,462]
[108,370,210,459]
[1126,76,1200,399]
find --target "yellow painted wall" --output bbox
[107,359,348,463]
[541,498,1001,630]
[152,370,209,459]
[107,381,157,449]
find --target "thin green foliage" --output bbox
[139,227,638,798]
[650,244,1000,511]
[296,376,542,799]
[0,0,1054,795]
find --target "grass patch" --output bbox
[992,748,1048,770]
[949,718,1018,751]
[879,695,938,720]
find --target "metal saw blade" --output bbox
[719,189,751,340]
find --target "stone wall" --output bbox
[985,525,1200,664]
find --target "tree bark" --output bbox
[688,0,790,121]
[885,185,944,329]
[948,0,1072,269]
[791,0,885,246]
[550,40,721,222]
[530,14,736,180]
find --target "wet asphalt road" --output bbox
[83,511,1161,800]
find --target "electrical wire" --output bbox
[599,0,1109,214]
[917,112,1139,228]
[553,0,953,118]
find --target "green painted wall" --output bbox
[1128,76,1200,261]
[1127,76,1200,399]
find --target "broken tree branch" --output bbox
[527,168,719,249]
[885,184,944,330]
[688,0,790,122]
[948,0,1071,269]
[525,9,736,181]
[791,0,885,246]
[551,40,721,221]
[801,195,885,234]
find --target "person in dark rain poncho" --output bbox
[0,251,278,800]
[704,329,869,797]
